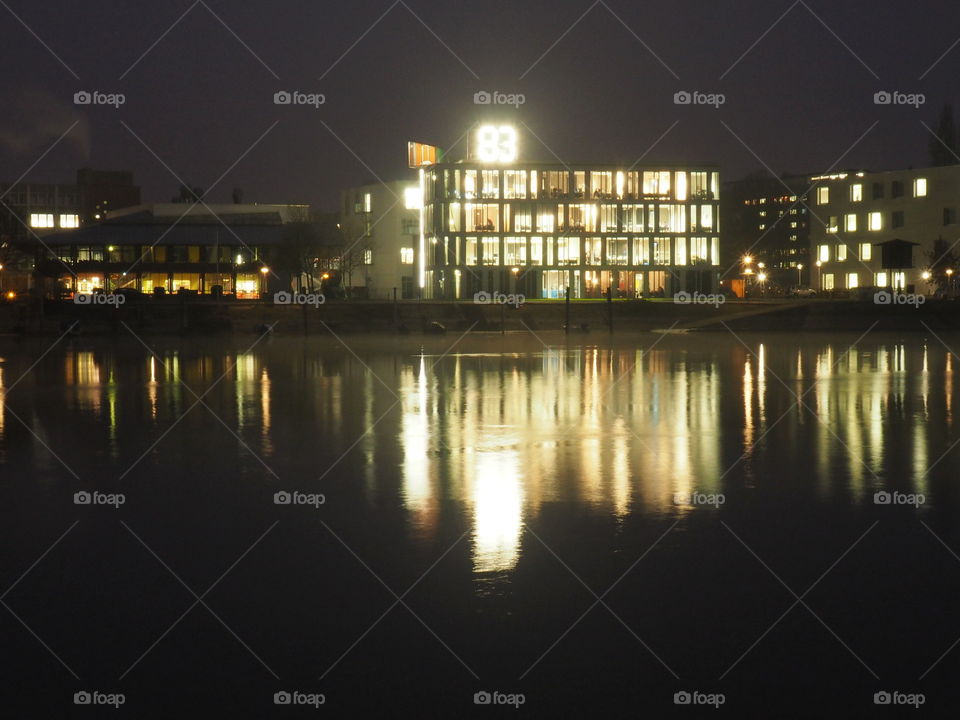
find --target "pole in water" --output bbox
[607,285,613,334]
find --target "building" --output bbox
[417,125,721,299]
[808,165,960,294]
[343,124,721,301]
[722,172,810,283]
[339,181,420,299]
[0,168,140,241]
[35,202,309,297]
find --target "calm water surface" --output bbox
[2,331,959,716]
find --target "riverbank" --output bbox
[0,297,958,336]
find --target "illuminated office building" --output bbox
[411,124,721,299]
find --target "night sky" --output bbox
[2,0,959,210]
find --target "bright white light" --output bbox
[476,124,517,163]
[404,187,422,209]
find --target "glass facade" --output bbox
[420,164,719,299]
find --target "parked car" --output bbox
[790,286,817,298]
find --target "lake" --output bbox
[1,329,958,716]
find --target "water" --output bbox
[1,330,959,716]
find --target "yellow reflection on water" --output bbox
[472,450,523,574]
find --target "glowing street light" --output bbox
[743,255,753,265]
[797,263,804,285]
[260,266,270,274]
[922,271,931,281]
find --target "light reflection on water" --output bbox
[0,335,956,577]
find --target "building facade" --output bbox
[722,172,810,283]
[416,127,720,299]
[36,203,308,297]
[339,181,420,299]
[809,166,960,294]
[343,125,721,301]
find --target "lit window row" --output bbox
[430,169,719,202]
[816,178,927,205]
[29,213,79,228]
[427,235,719,267]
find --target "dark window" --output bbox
[891,181,904,198]
[401,276,414,299]
[945,208,957,226]
[892,210,905,228]
[872,182,884,199]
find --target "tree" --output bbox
[270,214,343,293]
[926,237,960,292]
[929,105,959,166]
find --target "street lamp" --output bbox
[0,263,4,291]
[743,255,753,265]
[948,268,956,296]
[797,263,804,286]
[815,260,822,289]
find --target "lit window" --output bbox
[363,193,372,212]
[403,187,421,209]
[875,271,888,287]
[859,243,872,261]
[818,244,830,262]
[850,184,863,202]
[364,249,373,265]
[817,187,829,205]
[868,212,882,231]
[845,214,857,232]
[59,214,79,228]
[914,178,927,197]
[400,247,414,264]
[823,273,835,290]
[827,216,838,234]
[29,213,54,228]
[837,244,847,261]
[846,272,859,289]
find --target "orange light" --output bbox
[5,291,14,300]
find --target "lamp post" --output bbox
[797,263,803,286]
[948,268,956,296]
[260,266,270,297]
[815,260,822,289]
[511,266,519,295]
[0,263,4,291]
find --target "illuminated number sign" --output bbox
[476,125,517,163]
